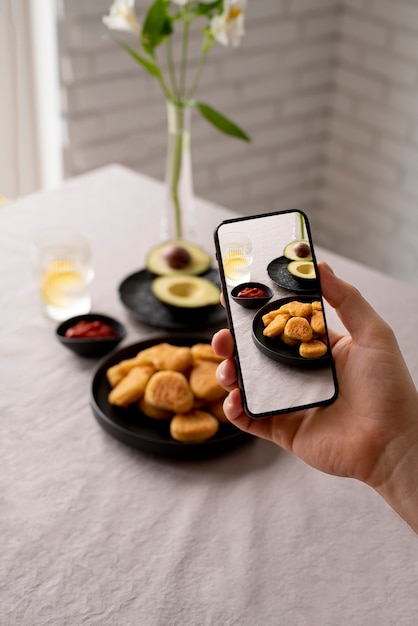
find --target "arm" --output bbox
[212,262,418,533]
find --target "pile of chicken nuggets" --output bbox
[107,342,228,442]
[262,299,328,359]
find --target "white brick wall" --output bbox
[57,0,418,287]
[315,0,418,286]
[57,0,336,218]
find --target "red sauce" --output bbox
[65,320,118,339]
[237,287,269,298]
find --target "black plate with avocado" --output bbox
[267,256,319,293]
[118,268,226,331]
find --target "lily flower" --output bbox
[210,0,246,47]
[103,0,142,36]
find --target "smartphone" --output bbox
[214,209,338,418]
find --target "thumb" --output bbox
[318,262,389,344]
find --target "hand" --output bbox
[212,262,418,532]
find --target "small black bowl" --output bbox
[56,313,126,357]
[231,282,273,309]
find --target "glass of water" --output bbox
[219,232,253,287]
[31,227,94,321]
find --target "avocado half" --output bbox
[283,240,312,262]
[146,241,212,276]
[151,274,220,310]
[287,260,316,281]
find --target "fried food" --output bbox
[279,331,299,346]
[170,410,219,442]
[207,399,229,424]
[284,301,312,318]
[310,309,326,335]
[108,365,155,407]
[106,340,236,440]
[145,343,193,372]
[299,339,328,359]
[263,313,290,338]
[191,343,223,364]
[261,299,329,359]
[106,355,148,387]
[262,308,283,326]
[189,359,227,401]
[144,370,194,413]
[284,316,313,343]
[138,397,172,420]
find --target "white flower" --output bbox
[172,0,190,5]
[103,0,142,36]
[210,0,246,47]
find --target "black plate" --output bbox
[252,296,331,368]
[90,336,252,458]
[118,268,226,331]
[267,256,319,293]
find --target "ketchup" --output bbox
[65,320,118,339]
[237,287,269,298]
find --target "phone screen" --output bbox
[214,210,338,418]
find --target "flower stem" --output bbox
[167,102,186,240]
[299,213,306,240]
[165,38,179,99]
[179,18,190,97]
[185,45,208,100]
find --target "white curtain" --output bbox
[0,0,62,199]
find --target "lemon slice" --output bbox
[223,252,248,281]
[41,262,85,308]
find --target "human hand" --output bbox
[212,262,418,531]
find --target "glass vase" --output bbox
[161,101,196,242]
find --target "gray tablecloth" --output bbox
[2,165,418,625]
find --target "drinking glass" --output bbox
[31,227,94,321]
[219,232,253,287]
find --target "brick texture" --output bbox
[57,0,418,287]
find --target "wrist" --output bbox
[370,422,418,534]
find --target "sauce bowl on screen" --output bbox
[230,282,273,309]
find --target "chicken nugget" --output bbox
[170,410,219,442]
[299,340,327,359]
[144,370,194,413]
[285,301,312,318]
[108,365,155,407]
[261,308,283,326]
[284,316,313,342]
[263,313,290,338]
[189,359,226,401]
[150,343,193,372]
[138,397,172,420]
[280,332,299,346]
[311,309,326,335]
[106,354,149,387]
[312,301,322,312]
[191,343,223,364]
[207,398,229,424]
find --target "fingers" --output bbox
[318,261,389,343]
[211,328,234,359]
[216,358,238,392]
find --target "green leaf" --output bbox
[194,102,251,142]
[117,41,162,79]
[195,1,223,16]
[142,0,173,54]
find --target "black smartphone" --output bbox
[214,209,338,418]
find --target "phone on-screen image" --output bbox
[214,210,338,418]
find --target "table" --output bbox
[2,164,418,625]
